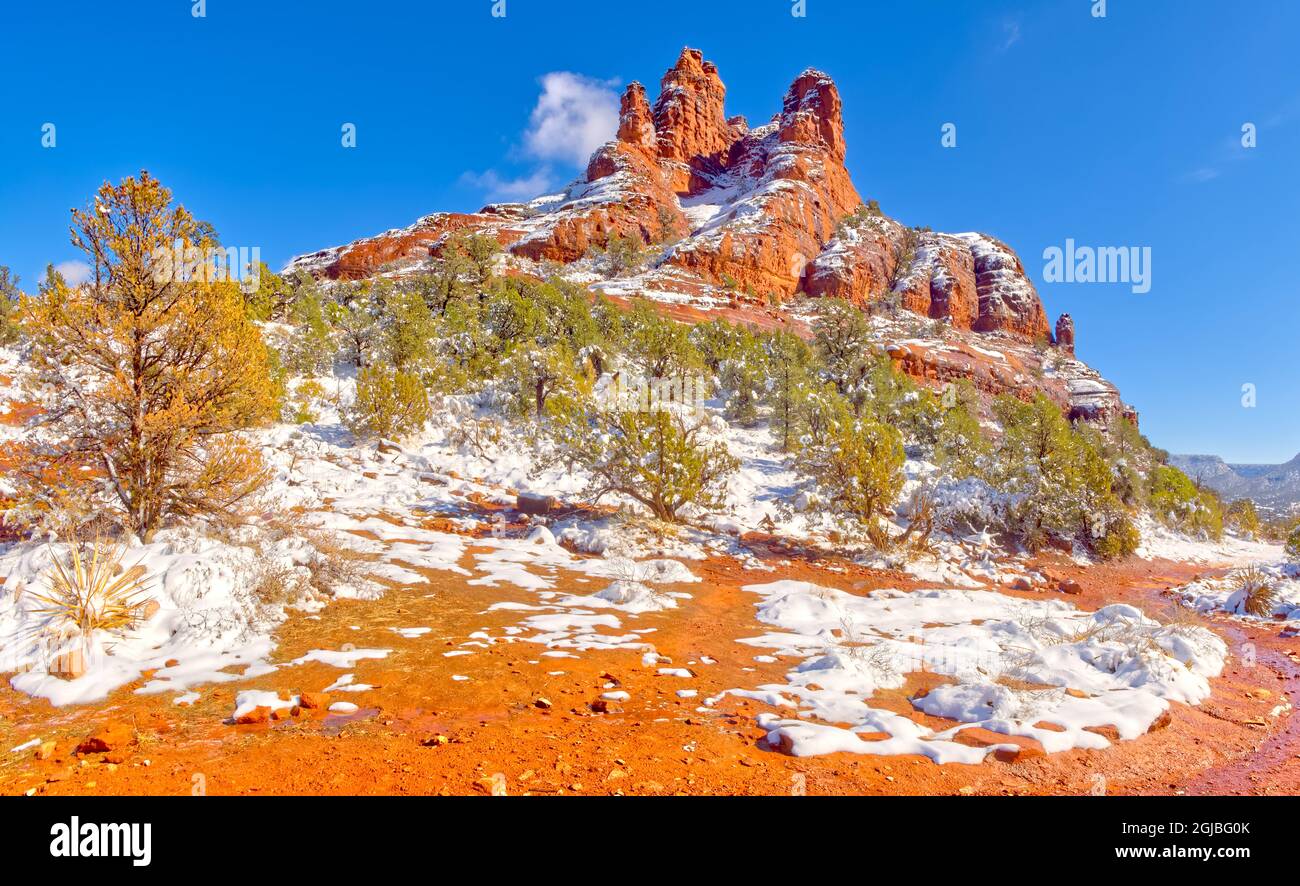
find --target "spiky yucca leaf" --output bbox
[29,533,153,641]
[1235,565,1279,618]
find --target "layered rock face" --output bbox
[805,223,1050,339]
[287,47,1117,417]
[288,47,1050,343]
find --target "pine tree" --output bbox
[763,330,816,452]
[798,417,905,528]
[329,282,380,368]
[811,298,875,404]
[0,265,21,345]
[19,172,277,538]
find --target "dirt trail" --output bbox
[0,535,1294,796]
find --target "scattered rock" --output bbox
[35,741,58,761]
[473,776,507,796]
[1084,724,1122,742]
[534,698,553,710]
[234,707,273,726]
[516,493,556,515]
[855,731,893,742]
[298,692,330,710]
[1059,580,1084,596]
[76,721,134,754]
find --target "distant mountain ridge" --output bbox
[1169,452,1300,511]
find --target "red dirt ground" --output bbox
[1,539,1295,797]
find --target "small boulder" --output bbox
[234,706,273,725]
[76,721,134,754]
[298,692,331,710]
[1059,580,1084,596]
[516,493,556,516]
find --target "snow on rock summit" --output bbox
[286,47,1131,425]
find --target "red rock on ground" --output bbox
[76,720,135,755]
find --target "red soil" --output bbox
[1,541,1294,797]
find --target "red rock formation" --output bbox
[616,81,656,154]
[914,234,980,330]
[305,212,504,281]
[1055,313,1076,355]
[804,216,908,307]
[963,234,1051,339]
[652,48,733,194]
[663,66,862,298]
[289,49,1052,348]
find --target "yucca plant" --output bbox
[1235,565,1279,618]
[29,531,153,645]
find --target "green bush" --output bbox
[1225,499,1261,539]
[988,393,1129,553]
[763,331,817,452]
[349,367,430,440]
[284,288,336,376]
[799,417,905,528]
[1286,525,1300,563]
[933,381,989,478]
[811,298,873,398]
[1094,514,1141,560]
[546,398,738,523]
[1148,465,1223,540]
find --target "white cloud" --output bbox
[460,168,555,202]
[523,71,620,166]
[53,260,92,284]
[999,20,1022,51]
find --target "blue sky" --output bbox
[2,0,1297,462]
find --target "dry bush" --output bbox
[303,529,372,596]
[446,416,503,459]
[898,491,936,553]
[250,561,303,609]
[866,520,897,554]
